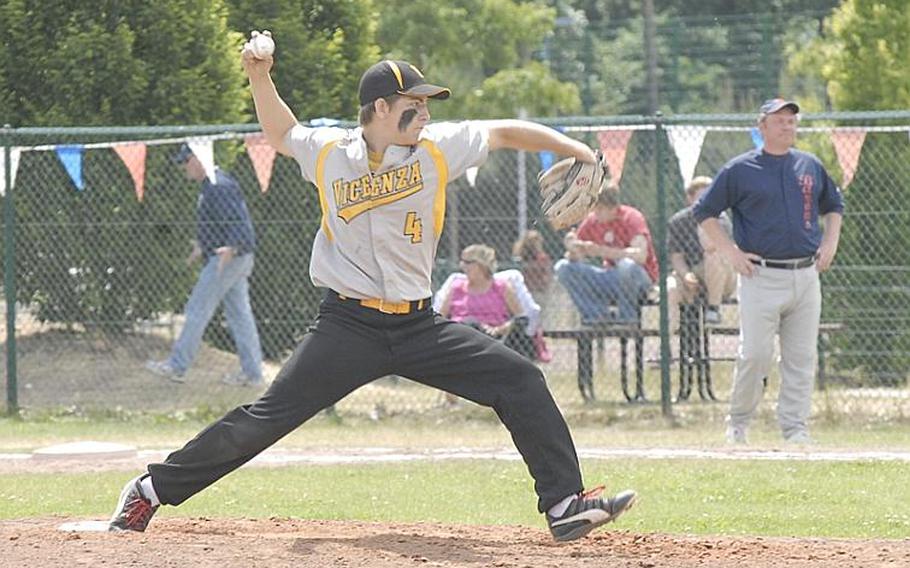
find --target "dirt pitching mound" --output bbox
[2,517,907,567]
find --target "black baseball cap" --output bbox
[172,143,194,164]
[358,60,451,107]
[759,98,800,118]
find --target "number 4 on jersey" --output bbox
[404,211,423,244]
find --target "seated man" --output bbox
[555,182,658,325]
[667,176,737,325]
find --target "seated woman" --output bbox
[438,244,526,342]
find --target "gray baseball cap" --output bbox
[172,143,194,164]
[759,98,800,118]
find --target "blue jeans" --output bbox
[555,258,652,323]
[168,253,263,379]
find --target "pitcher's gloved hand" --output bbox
[538,150,608,230]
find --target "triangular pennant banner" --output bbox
[244,133,277,193]
[0,147,22,195]
[830,128,866,189]
[187,139,216,183]
[464,166,479,188]
[666,125,706,188]
[309,117,340,127]
[750,127,764,150]
[538,151,555,171]
[113,143,147,201]
[596,130,633,183]
[55,145,85,191]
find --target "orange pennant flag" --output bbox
[245,133,277,193]
[113,143,147,201]
[830,128,866,189]
[596,129,634,183]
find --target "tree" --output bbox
[375,0,578,120]
[788,0,910,386]
[463,62,581,118]
[820,0,910,110]
[226,0,378,121]
[0,0,246,126]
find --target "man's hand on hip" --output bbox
[816,242,837,272]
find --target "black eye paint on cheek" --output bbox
[398,109,418,132]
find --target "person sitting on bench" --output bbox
[555,182,658,325]
[666,176,737,326]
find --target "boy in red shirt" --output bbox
[555,183,657,325]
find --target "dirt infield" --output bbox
[1,517,906,568]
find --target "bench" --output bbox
[676,301,845,402]
[545,303,844,404]
[543,324,658,403]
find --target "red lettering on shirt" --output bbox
[799,174,813,230]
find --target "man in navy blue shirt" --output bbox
[693,99,844,445]
[145,144,264,387]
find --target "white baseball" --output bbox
[249,33,274,59]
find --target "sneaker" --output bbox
[145,359,185,383]
[785,430,813,445]
[725,424,747,444]
[546,486,637,542]
[109,475,158,532]
[221,369,264,387]
[704,306,722,325]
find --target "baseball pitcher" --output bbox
[108,31,636,542]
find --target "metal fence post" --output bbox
[2,124,18,416]
[517,108,528,238]
[653,113,672,418]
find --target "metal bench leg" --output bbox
[577,337,595,402]
[695,302,709,400]
[678,310,689,401]
[817,332,828,391]
[702,313,717,401]
[679,303,699,401]
[635,334,646,401]
[620,337,632,402]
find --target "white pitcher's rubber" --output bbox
[57,520,111,532]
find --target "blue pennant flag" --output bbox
[750,127,764,150]
[55,145,85,191]
[539,151,555,171]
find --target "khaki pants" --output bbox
[667,250,737,329]
[728,264,821,438]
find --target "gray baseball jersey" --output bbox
[285,122,489,302]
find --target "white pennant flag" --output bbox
[666,125,707,189]
[187,139,216,183]
[0,147,22,195]
[465,166,479,188]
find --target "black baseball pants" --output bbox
[149,290,584,513]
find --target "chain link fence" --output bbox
[2,112,909,431]
[541,9,833,115]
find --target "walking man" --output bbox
[145,144,264,387]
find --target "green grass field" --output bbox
[2,460,908,539]
[2,411,909,452]
[2,414,909,539]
